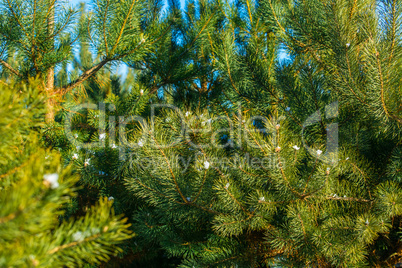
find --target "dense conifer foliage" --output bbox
[1,0,402,267]
[0,81,133,267]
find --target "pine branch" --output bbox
[0,211,17,224]
[325,196,372,203]
[5,0,30,40]
[44,10,74,43]
[0,59,22,77]
[117,22,174,60]
[376,50,402,124]
[150,130,187,203]
[48,233,102,254]
[110,0,136,55]
[57,22,174,96]
[57,58,110,95]
[388,0,397,60]
[245,0,253,25]
[97,0,110,56]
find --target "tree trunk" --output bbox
[45,2,55,122]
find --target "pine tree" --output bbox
[0,80,133,267]
[118,0,402,266]
[0,0,167,121]
[42,0,223,264]
[3,0,402,267]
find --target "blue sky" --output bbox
[69,0,88,7]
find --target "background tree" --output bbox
[0,0,167,120]
[118,0,402,266]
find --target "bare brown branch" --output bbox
[57,58,110,95]
[0,59,22,78]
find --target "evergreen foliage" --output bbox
[0,81,133,267]
[2,0,402,267]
